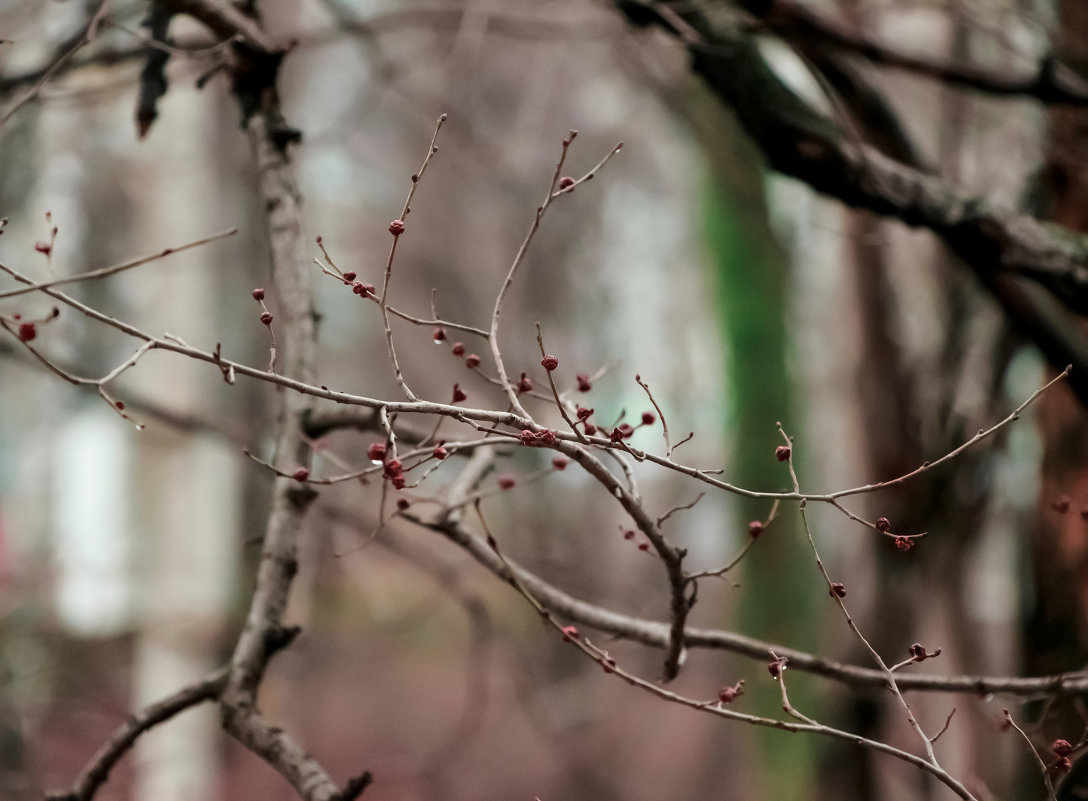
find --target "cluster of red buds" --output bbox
[828,582,846,598]
[1051,739,1075,774]
[748,520,764,538]
[384,458,406,490]
[519,428,558,447]
[445,341,481,370]
[517,372,533,393]
[775,445,791,462]
[894,536,915,551]
[451,383,467,403]
[252,288,274,325]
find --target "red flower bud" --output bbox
[775,445,791,462]
[875,517,891,531]
[718,680,745,704]
[576,373,592,392]
[517,373,532,393]
[451,383,467,403]
[641,411,656,425]
[748,520,764,538]
[367,443,386,463]
[829,582,846,598]
[252,287,265,301]
[451,342,465,356]
[541,354,559,371]
[388,219,406,236]
[561,625,579,642]
[498,475,516,490]
[259,312,274,325]
[292,467,310,482]
[432,327,446,343]
[397,498,411,510]
[342,271,356,282]
[552,457,568,470]
[558,176,575,190]
[464,354,481,369]
[1054,739,1074,757]
[433,445,448,460]
[17,321,36,342]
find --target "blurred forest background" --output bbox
[0,0,1085,800]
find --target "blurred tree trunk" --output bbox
[1031,6,1088,797]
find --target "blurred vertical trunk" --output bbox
[1030,5,1088,797]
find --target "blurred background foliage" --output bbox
[0,1,1079,800]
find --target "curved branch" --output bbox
[46,669,228,801]
[419,513,1088,697]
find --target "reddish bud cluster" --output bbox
[576,406,593,420]
[259,312,274,325]
[464,353,481,369]
[451,342,466,357]
[558,176,575,190]
[388,219,406,236]
[517,372,533,393]
[622,530,635,540]
[641,411,656,426]
[252,288,265,301]
[367,442,386,463]
[894,536,914,551]
[497,475,517,490]
[292,467,310,482]
[829,582,846,598]
[17,321,36,342]
[561,625,579,643]
[775,445,791,462]
[433,444,449,460]
[637,542,650,552]
[717,680,745,704]
[748,520,764,538]
[34,241,52,255]
[576,373,592,392]
[432,327,447,343]
[552,457,568,470]
[342,271,357,282]
[1053,739,1074,757]
[541,354,559,371]
[396,498,411,511]
[352,281,376,296]
[451,383,467,403]
[519,428,558,447]
[384,458,406,489]
[875,517,891,532]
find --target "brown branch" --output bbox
[46,668,229,801]
[417,511,1088,697]
[616,2,1088,399]
[760,0,1088,107]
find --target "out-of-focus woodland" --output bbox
[2,1,1088,800]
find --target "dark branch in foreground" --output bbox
[616,0,1088,401]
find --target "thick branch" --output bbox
[618,2,1088,399]
[759,0,1088,106]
